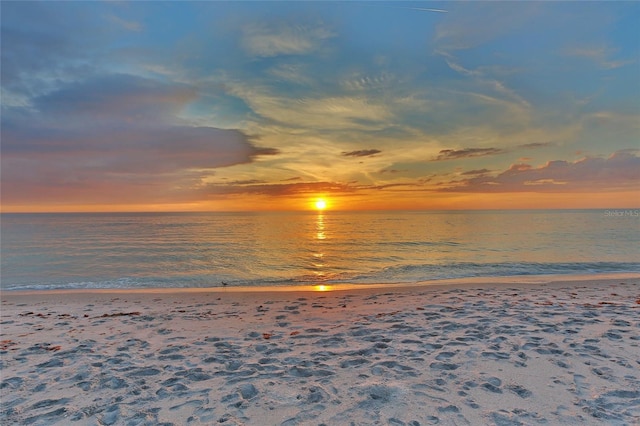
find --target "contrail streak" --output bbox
[389,6,448,13]
[359,4,448,14]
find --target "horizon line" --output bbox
[2,207,638,215]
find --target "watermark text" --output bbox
[604,209,639,217]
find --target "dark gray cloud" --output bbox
[461,168,492,176]
[379,168,405,174]
[432,143,552,162]
[342,149,382,157]
[434,147,505,161]
[519,142,553,149]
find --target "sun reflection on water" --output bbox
[316,213,326,240]
[313,213,327,279]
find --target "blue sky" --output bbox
[2,1,639,211]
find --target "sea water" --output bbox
[1,210,638,291]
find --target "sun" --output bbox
[315,199,327,210]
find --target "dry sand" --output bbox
[1,275,639,425]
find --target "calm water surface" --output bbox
[1,210,638,290]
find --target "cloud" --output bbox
[461,169,491,176]
[1,124,279,206]
[1,73,279,206]
[523,179,566,186]
[440,150,640,192]
[379,169,405,175]
[341,72,397,92]
[242,22,334,57]
[267,63,315,85]
[432,143,552,162]
[227,82,393,131]
[564,45,636,69]
[203,178,423,199]
[434,147,505,161]
[435,2,541,51]
[107,14,143,32]
[1,2,127,102]
[342,149,381,158]
[227,179,267,186]
[204,181,355,197]
[519,142,553,149]
[32,74,196,122]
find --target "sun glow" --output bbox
[314,285,333,292]
[314,199,327,210]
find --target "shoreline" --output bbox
[2,275,639,425]
[3,271,639,297]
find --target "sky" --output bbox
[1,1,639,212]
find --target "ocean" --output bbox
[1,210,638,291]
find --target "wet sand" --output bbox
[1,275,639,425]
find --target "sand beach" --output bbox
[1,275,639,425]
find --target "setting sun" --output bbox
[315,199,327,210]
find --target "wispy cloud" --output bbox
[565,45,636,69]
[106,14,143,32]
[378,168,406,175]
[227,82,392,131]
[434,148,506,161]
[342,149,381,158]
[435,2,540,51]
[520,142,554,149]
[267,63,315,85]
[461,169,491,176]
[242,22,334,58]
[203,181,355,197]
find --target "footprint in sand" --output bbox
[480,377,503,394]
[506,383,532,398]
